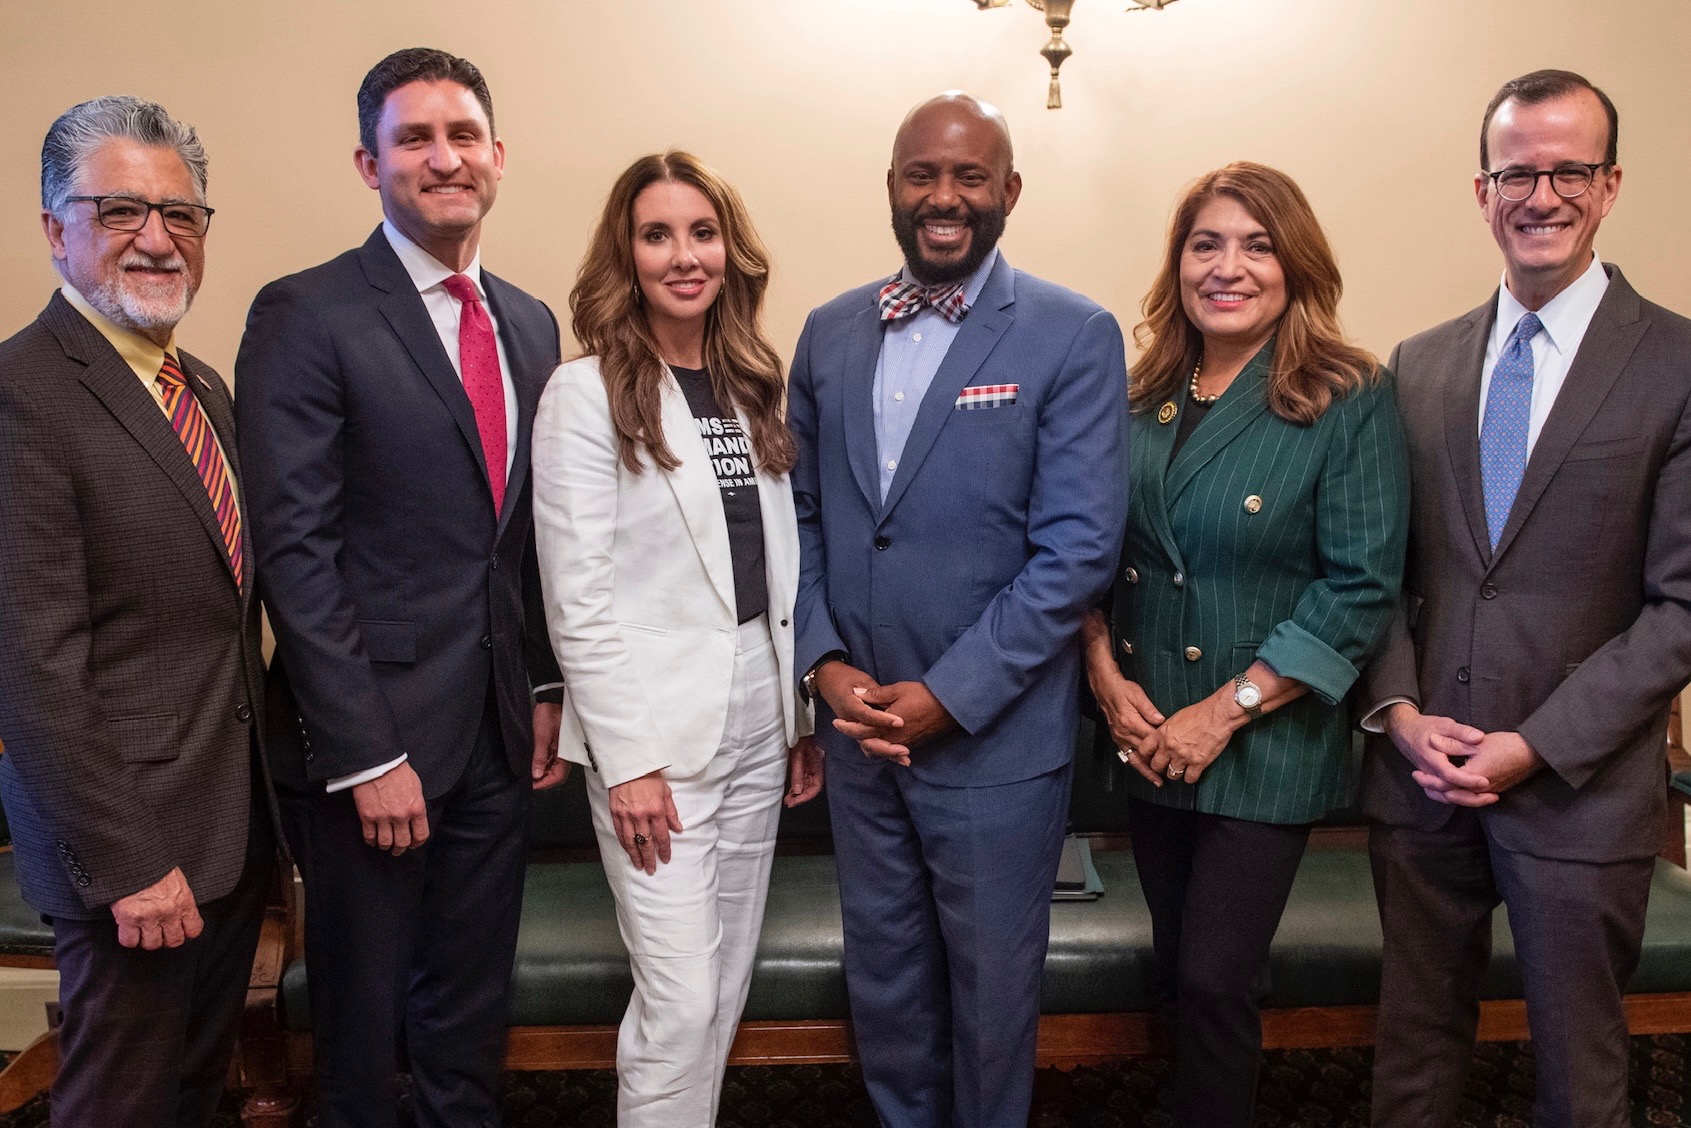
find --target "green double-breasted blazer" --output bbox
[1108,345,1410,823]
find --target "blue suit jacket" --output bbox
[791,255,1129,786]
[235,228,563,798]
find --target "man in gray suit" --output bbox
[1361,69,1691,1128]
[0,97,274,1127]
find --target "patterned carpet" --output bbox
[2,1035,1688,1126]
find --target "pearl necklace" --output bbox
[1188,357,1221,405]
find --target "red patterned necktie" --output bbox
[442,273,508,514]
[877,277,971,324]
[154,356,243,589]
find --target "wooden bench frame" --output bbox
[223,992,1691,1127]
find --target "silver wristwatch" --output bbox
[1232,673,1263,720]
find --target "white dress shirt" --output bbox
[327,223,521,793]
[381,220,517,474]
[1362,253,1609,734]
[872,249,1000,499]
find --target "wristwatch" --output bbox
[1232,673,1264,720]
[802,651,849,703]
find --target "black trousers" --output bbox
[1369,813,1654,1128]
[50,803,273,1128]
[1127,796,1312,1128]
[284,705,529,1128]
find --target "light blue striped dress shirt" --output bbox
[872,249,1000,501]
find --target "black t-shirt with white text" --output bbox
[672,366,768,623]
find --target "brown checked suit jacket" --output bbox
[1360,265,1691,864]
[0,293,274,919]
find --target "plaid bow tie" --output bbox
[878,278,970,324]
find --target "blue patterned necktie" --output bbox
[1479,311,1543,550]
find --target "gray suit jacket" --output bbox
[1360,265,1691,863]
[0,294,272,918]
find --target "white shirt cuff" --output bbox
[325,754,408,793]
[1359,697,1415,734]
[532,682,564,697]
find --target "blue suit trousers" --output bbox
[827,750,1071,1128]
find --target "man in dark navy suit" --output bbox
[236,48,566,1128]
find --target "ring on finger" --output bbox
[1116,746,1137,763]
[1167,765,1186,779]
[632,833,649,847]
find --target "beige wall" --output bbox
[1,0,1688,378]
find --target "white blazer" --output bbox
[532,356,810,788]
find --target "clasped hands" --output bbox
[812,661,956,767]
[1381,702,1543,806]
[1090,665,1235,788]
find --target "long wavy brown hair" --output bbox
[571,151,795,475]
[1132,162,1378,425]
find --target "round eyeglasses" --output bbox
[1482,163,1610,203]
[64,195,214,238]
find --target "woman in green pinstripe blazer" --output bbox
[1080,163,1409,1127]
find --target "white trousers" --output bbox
[586,615,789,1127]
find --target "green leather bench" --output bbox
[262,733,1691,1082]
[0,803,53,964]
[6,734,1688,1125]
[274,826,1691,1034]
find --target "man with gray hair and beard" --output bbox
[0,96,276,1126]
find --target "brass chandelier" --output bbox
[972,0,1184,109]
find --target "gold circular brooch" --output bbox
[1157,402,1178,425]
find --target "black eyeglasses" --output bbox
[64,195,214,238]
[1482,163,1610,202]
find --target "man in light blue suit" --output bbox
[789,93,1129,1127]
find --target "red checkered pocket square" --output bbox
[954,383,1019,410]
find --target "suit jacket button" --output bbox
[480,635,493,650]
[1172,572,1184,588]
[1123,567,1139,584]
[1457,666,1471,683]
[1184,646,1202,662]
[76,876,92,888]
[236,704,252,723]
[874,536,891,551]
[1480,583,1498,600]
[1120,638,1134,656]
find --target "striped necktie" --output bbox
[155,356,243,588]
[1479,311,1543,551]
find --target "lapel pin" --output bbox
[1244,495,1263,514]
[1157,402,1178,425]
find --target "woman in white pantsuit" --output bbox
[531,150,822,1126]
